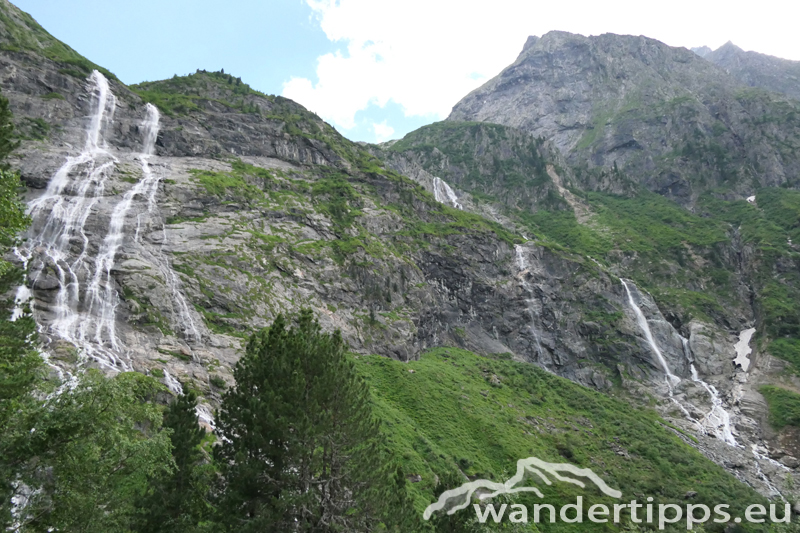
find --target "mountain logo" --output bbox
[423,457,622,520]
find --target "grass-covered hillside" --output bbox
[356,348,767,531]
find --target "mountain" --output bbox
[448,31,800,205]
[1,0,799,524]
[691,46,713,58]
[703,41,800,102]
[387,34,800,505]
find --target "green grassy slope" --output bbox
[356,348,768,532]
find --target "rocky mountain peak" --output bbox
[448,31,800,203]
[519,34,539,54]
[690,45,711,57]
[704,41,800,100]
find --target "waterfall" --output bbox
[620,279,679,385]
[433,177,462,209]
[163,369,184,396]
[619,281,738,444]
[162,369,215,429]
[676,332,739,446]
[515,245,544,357]
[23,70,124,370]
[134,103,162,242]
[84,104,166,354]
[196,403,216,430]
[690,363,737,446]
[752,445,787,501]
[129,104,201,344]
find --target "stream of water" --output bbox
[433,177,462,209]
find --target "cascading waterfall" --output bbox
[620,279,680,386]
[84,103,166,355]
[19,87,204,374]
[619,280,736,442]
[515,245,544,357]
[128,105,201,344]
[689,363,737,446]
[134,103,162,241]
[195,404,216,430]
[676,329,738,446]
[24,70,123,370]
[752,445,787,501]
[433,177,462,209]
[163,368,183,396]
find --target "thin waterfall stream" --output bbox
[620,278,679,385]
[515,245,544,359]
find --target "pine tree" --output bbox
[215,310,401,532]
[133,388,213,533]
[0,89,19,169]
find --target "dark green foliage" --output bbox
[0,168,29,271]
[131,70,272,117]
[133,389,213,533]
[0,88,28,276]
[0,279,42,527]
[2,371,172,533]
[0,90,18,166]
[214,310,411,532]
[209,374,226,389]
[759,386,800,430]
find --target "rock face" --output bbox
[1,21,702,393]
[703,41,800,102]
[2,0,800,504]
[448,31,800,205]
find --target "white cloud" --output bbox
[283,0,800,133]
[371,120,395,142]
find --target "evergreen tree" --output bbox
[0,88,27,275]
[133,388,213,533]
[0,89,19,169]
[3,371,172,533]
[215,310,404,532]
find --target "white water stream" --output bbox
[23,71,123,369]
[620,279,680,386]
[17,74,206,374]
[620,279,741,446]
[10,247,31,322]
[515,245,544,358]
[131,104,201,345]
[433,177,462,209]
[690,363,737,446]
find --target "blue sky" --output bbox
[13,0,800,144]
[13,0,436,142]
